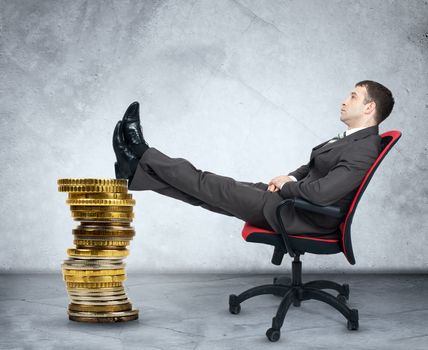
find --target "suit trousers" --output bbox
[127,147,283,230]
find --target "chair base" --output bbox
[228,255,359,342]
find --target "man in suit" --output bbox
[112,80,394,238]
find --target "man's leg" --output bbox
[127,158,264,217]
[128,147,273,229]
[149,176,236,217]
[156,180,268,218]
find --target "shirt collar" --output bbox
[345,126,369,137]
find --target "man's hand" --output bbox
[267,175,294,192]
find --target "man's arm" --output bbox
[287,162,310,181]
[277,163,309,190]
[280,142,379,206]
[279,175,297,190]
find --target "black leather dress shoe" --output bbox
[121,101,149,158]
[112,120,139,183]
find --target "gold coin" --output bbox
[67,248,129,257]
[67,198,135,206]
[77,220,133,225]
[68,294,127,299]
[73,236,133,241]
[66,282,123,288]
[76,221,133,225]
[70,295,127,301]
[58,184,128,193]
[68,291,126,298]
[73,218,133,224]
[63,275,126,283]
[73,240,129,247]
[69,314,138,323]
[65,255,124,260]
[79,222,131,227]
[70,205,133,212]
[63,266,125,271]
[73,226,135,237]
[62,268,126,276]
[68,302,132,312]
[64,265,126,271]
[75,245,128,250]
[68,192,132,199]
[68,309,138,317]
[67,286,126,298]
[74,230,134,236]
[73,236,132,242]
[70,294,127,301]
[71,211,134,219]
[58,178,127,186]
[69,299,130,305]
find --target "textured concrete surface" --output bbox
[1,273,428,349]
[1,1,427,272]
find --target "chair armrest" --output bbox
[275,197,345,258]
[275,199,297,258]
[293,198,345,218]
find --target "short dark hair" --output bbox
[355,80,394,124]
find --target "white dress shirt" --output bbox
[280,127,368,189]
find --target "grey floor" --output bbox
[0,273,427,350]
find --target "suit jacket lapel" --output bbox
[310,125,379,162]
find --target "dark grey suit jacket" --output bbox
[277,125,382,235]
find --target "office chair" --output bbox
[228,130,402,342]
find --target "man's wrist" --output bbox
[280,176,297,190]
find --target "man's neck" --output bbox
[345,126,366,135]
[344,124,377,136]
[346,120,378,130]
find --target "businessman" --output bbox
[112,80,394,238]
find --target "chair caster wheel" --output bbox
[266,328,281,342]
[229,294,241,314]
[347,319,359,330]
[347,308,359,330]
[229,304,241,314]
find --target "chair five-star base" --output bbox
[228,254,359,342]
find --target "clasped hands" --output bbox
[267,175,294,192]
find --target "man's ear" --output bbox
[364,100,376,116]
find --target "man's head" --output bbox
[340,80,394,128]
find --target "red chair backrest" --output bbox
[339,130,402,265]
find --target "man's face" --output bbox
[340,85,371,124]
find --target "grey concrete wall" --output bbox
[1,0,427,273]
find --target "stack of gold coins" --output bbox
[57,178,139,323]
